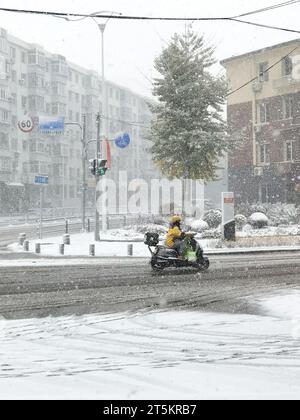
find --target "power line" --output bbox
[227,44,300,96]
[0,6,300,35]
[233,0,300,18]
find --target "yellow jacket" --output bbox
[166,226,182,248]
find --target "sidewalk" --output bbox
[6,230,300,260]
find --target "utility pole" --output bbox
[95,113,101,241]
[39,186,43,240]
[99,22,108,233]
[81,115,87,231]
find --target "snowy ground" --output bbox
[1,292,300,400]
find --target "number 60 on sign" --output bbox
[18,117,34,133]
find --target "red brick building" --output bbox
[221,39,300,205]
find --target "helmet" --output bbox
[171,215,182,224]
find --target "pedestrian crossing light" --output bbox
[97,159,108,176]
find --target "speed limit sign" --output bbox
[18,117,34,133]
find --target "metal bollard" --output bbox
[127,244,133,256]
[23,240,29,252]
[35,243,41,254]
[89,244,95,257]
[87,218,91,232]
[59,244,65,255]
[63,234,70,245]
[19,233,26,246]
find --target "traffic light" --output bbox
[96,159,108,176]
[89,159,97,176]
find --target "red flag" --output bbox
[105,139,111,169]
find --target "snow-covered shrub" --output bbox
[134,224,167,235]
[202,229,222,239]
[189,219,209,233]
[248,212,269,229]
[152,216,168,226]
[235,214,247,230]
[237,202,300,226]
[203,209,222,229]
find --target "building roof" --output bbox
[220,38,300,66]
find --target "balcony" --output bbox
[273,75,300,90]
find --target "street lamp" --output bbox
[92,12,122,236]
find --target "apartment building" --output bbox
[0,27,157,213]
[221,39,300,205]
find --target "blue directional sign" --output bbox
[39,116,65,134]
[115,132,131,149]
[35,176,49,185]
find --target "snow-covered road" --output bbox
[1,291,300,399]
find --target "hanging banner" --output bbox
[39,116,65,135]
[105,139,111,169]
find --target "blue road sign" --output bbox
[35,176,49,185]
[39,116,65,134]
[115,132,131,149]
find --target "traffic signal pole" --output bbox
[95,113,101,242]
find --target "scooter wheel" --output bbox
[197,258,210,271]
[151,260,165,272]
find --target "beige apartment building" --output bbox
[0,27,157,214]
[221,38,300,204]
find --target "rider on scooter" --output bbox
[166,216,186,258]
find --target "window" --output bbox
[259,143,270,164]
[285,141,294,161]
[75,73,79,84]
[259,62,269,82]
[21,96,27,108]
[283,56,293,76]
[11,70,17,83]
[23,140,28,151]
[21,51,26,64]
[10,47,16,61]
[28,96,44,111]
[11,115,17,127]
[29,141,37,153]
[0,108,9,122]
[0,157,11,171]
[52,81,66,96]
[11,137,18,150]
[52,102,66,115]
[283,96,294,119]
[259,102,270,123]
[29,160,39,173]
[68,110,73,121]
[75,93,79,103]
[0,132,9,149]
[0,88,7,100]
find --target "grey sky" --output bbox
[1,0,300,97]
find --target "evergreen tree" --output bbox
[149,27,230,182]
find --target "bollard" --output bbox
[127,244,133,256]
[23,240,29,252]
[35,243,41,254]
[63,234,70,245]
[89,244,95,257]
[59,244,65,255]
[19,233,26,246]
[87,218,91,232]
